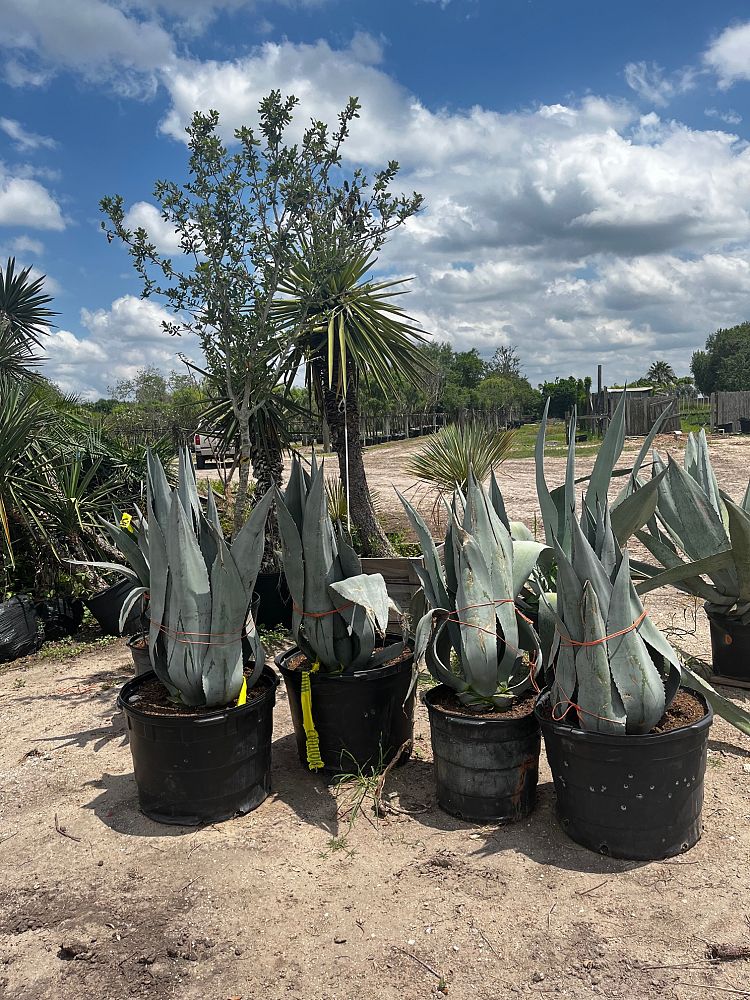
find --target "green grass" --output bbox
[363,420,603,461]
[506,420,602,460]
[680,406,711,434]
[39,633,120,663]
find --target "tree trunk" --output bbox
[312,359,394,557]
[232,418,253,538]
[232,413,283,571]
[248,432,283,572]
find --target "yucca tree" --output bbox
[274,251,433,556]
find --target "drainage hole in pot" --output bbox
[681,842,689,852]
[598,844,609,855]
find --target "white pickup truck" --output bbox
[192,432,235,469]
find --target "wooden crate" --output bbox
[361,544,444,627]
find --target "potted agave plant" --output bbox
[90,449,278,824]
[635,429,750,686]
[275,455,414,775]
[535,413,716,860]
[401,472,549,823]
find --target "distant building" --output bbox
[606,385,655,401]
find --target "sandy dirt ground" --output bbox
[2,435,750,1000]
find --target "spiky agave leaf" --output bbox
[409,471,545,709]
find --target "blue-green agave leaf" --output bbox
[576,582,626,735]
[606,551,665,733]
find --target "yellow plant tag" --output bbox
[237,677,247,706]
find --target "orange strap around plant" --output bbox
[550,609,649,723]
[149,621,252,646]
[550,682,619,725]
[445,599,540,686]
[556,609,648,648]
[292,601,354,619]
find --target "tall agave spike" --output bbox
[535,391,670,556]
[276,454,401,673]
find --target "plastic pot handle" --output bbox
[194,713,228,726]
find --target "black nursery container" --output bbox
[425,686,541,823]
[118,666,279,825]
[86,580,142,636]
[707,613,750,684]
[253,572,293,629]
[276,641,415,775]
[536,692,713,860]
[126,633,151,676]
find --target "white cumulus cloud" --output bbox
[0,0,176,96]
[704,20,750,89]
[122,201,184,255]
[0,166,65,229]
[43,295,201,398]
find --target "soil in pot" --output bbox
[707,614,750,686]
[276,640,415,776]
[425,687,541,823]
[537,689,713,861]
[118,665,279,825]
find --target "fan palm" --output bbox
[274,251,433,555]
[0,258,56,369]
[405,422,515,509]
[645,360,677,387]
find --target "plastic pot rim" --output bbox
[424,683,538,729]
[275,636,414,684]
[117,664,279,724]
[704,608,750,631]
[534,689,713,747]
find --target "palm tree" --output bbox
[0,258,56,378]
[275,252,433,556]
[645,360,677,387]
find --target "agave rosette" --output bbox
[276,454,404,672]
[402,471,548,710]
[81,448,271,707]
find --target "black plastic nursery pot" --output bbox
[424,686,541,823]
[707,613,750,685]
[536,692,713,860]
[253,572,293,629]
[85,580,142,636]
[117,666,279,825]
[126,632,152,676]
[275,639,415,775]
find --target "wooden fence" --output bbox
[580,392,680,437]
[711,391,750,432]
[621,394,681,435]
[287,408,531,448]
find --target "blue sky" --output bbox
[2,0,750,397]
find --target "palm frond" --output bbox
[405,423,516,499]
[273,250,434,400]
[0,257,57,348]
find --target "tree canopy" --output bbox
[692,322,750,394]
